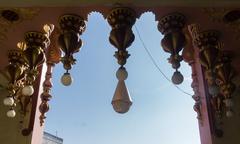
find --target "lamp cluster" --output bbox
[188,25,236,137]
[1,9,190,117]
[192,29,236,118]
[0,8,237,134]
[0,24,53,118]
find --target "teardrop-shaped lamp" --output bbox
[112,80,132,114]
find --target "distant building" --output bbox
[42,132,63,144]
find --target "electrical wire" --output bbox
[134,25,193,96]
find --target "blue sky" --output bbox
[45,12,200,144]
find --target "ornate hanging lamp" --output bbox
[58,14,86,86]
[22,30,50,96]
[39,25,60,126]
[190,25,236,137]
[158,13,186,85]
[107,7,136,114]
[195,30,221,97]
[215,52,235,117]
[1,49,25,117]
[0,25,52,118]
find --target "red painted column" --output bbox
[193,48,213,144]
[30,64,47,144]
[183,26,214,144]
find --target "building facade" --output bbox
[42,132,63,144]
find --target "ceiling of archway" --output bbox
[0,0,240,7]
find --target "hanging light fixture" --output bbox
[158,13,186,85]
[39,24,59,126]
[22,30,50,95]
[58,14,86,86]
[107,7,136,114]
[190,27,224,134]
[0,24,53,118]
[0,49,26,117]
[194,30,221,97]
[215,51,235,117]
[189,24,236,137]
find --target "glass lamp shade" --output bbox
[61,73,73,86]
[7,109,16,118]
[116,67,128,81]
[3,97,14,106]
[22,85,34,96]
[112,81,132,114]
[226,110,234,118]
[225,99,234,107]
[172,71,184,85]
[208,84,220,96]
[112,100,132,114]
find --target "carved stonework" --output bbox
[191,65,202,124]
[0,8,39,43]
[39,64,53,126]
[182,26,202,123]
[191,27,221,87]
[183,25,202,123]
[39,27,61,126]
[203,8,229,22]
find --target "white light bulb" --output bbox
[116,67,128,81]
[7,109,16,118]
[171,71,184,85]
[112,81,132,114]
[3,97,14,106]
[22,85,34,96]
[112,100,132,114]
[225,99,234,107]
[61,73,73,86]
[208,84,220,96]
[226,110,234,118]
[43,24,51,34]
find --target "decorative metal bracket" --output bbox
[39,26,60,126]
[183,24,202,124]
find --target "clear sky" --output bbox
[45,12,200,144]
